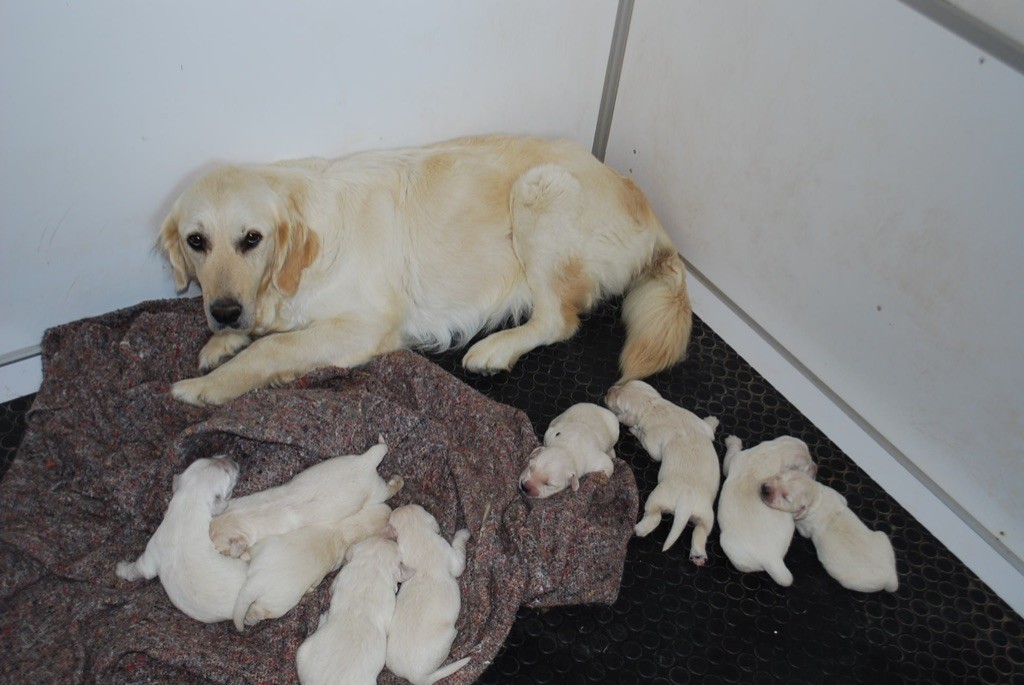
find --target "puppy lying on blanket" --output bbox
[295,536,409,685]
[716,435,816,586]
[116,456,248,623]
[605,380,720,564]
[760,470,899,593]
[386,505,472,685]
[232,502,394,631]
[519,402,619,498]
[210,437,401,559]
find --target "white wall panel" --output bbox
[0,0,617,400]
[606,1,1024,611]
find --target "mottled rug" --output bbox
[0,298,637,684]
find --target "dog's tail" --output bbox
[662,495,696,552]
[232,583,257,632]
[618,247,692,383]
[424,656,472,685]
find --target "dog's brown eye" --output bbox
[241,231,262,251]
[186,233,206,251]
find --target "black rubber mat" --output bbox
[2,303,1022,684]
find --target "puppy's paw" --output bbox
[690,552,708,567]
[724,435,742,450]
[115,560,142,581]
[386,475,405,495]
[198,332,251,372]
[462,336,520,375]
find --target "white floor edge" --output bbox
[686,273,1024,618]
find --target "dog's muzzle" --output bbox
[210,299,243,328]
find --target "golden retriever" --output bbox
[160,135,692,406]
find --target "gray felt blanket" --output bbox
[0,298,637,684]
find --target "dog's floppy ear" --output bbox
[396,562,416,584]
[159,204,192,292]
[272,192,320,297]
[211,492,229,516]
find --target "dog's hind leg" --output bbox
[463,165,593,374]
[687,502,715,566]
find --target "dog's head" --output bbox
[173,455,239,515]
[159,165,321,334]
[519,445,579,498]
[544,403,620,448]
[387,504,440,538]
[604,380,660,427]
[759,469,817,519]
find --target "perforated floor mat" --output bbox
[2,304,1021,684]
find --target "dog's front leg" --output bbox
[171,318,399,406]
[198,330,252,372]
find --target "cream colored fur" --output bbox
[518,402,619,499]
[160,135,692,406]
[605,381,720,564]
[716,435,817,586]
[232,503,392,631]
[209,438,402,560]
[385,505,471,685]
[115,456,248,623]
[760,471,899,593]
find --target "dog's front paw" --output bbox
[724,435,742,450]
[690,552,708,567]
[171,375,244,407]
[116,560,142,581]
[198,332,251,372]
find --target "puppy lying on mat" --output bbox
[160,135,692,406]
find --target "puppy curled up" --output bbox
[716,435,817,586]
[760,470,899,593]
[210,437,401,559]
[115,456,248,623]
[605,380,720,564]
[385,504,472,685]
[232,502,394,631]
[519,402,619,498]
[295,536,409,685]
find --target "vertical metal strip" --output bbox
[592,0,635,161]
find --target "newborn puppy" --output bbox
[116,456,248,623]
[760,470,899,592]
[716,435,817,586]
[605,380,720,564]
[519,402,619,498]
[211,437,402,559]
[385,505,472,685]
[295,536,409,685]
[232,502,395,631]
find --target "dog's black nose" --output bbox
[759,483,771,499]
[210,299,242,326]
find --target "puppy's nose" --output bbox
[759,483,772,499]
[210,299,242,326]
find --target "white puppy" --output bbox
[518,402,619,498]
[295,536,409,685]
[385,505,472,685]
[716,435,817,586]
[116,456,248,623]
[232,502,394,631]
[210,438,401,559]
[760,470,899,593]
[605,381,720,564]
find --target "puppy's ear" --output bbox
[382,524,398,541]
[159,205,192,292]
[396,562,416,583]
[211,493,229,516]
[272,192,320,297]
[570,473,580,491]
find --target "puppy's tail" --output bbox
[232,583,257,632]
[424,656,471,685]
[618,247,692,383]
[663,496,695,552]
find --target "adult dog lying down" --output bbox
[161,135,693,406]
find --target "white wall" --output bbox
[0,0,618,400]
[606,1,1024,613]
